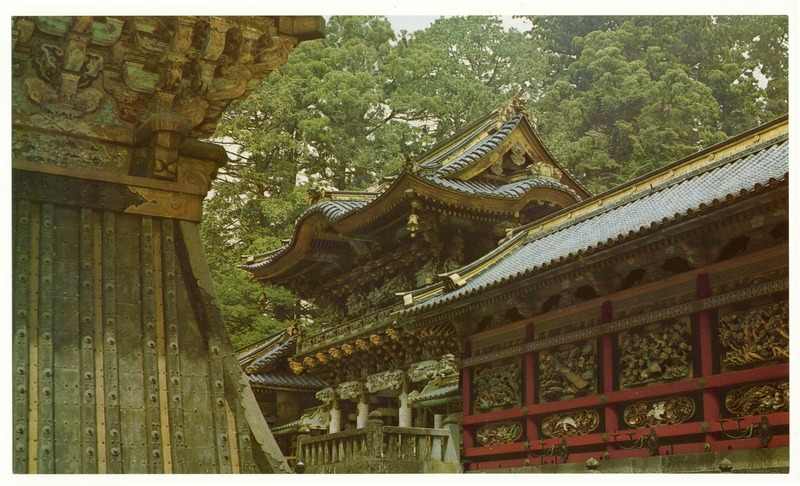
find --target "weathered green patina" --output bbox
[12,15,323,474]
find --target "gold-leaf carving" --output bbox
[125,186,201,221]
[474,362,521,412]
[541,409,600,438]
[619,319,692,388]
[623,396,695,428]
[718,301,789,368]
[539,341,596,402]
[475,421,522,446]
[725,381,789,416]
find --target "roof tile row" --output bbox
[402,138,788,314]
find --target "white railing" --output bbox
[296,416,461,472]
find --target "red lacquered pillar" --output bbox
[600,300,618,457]
[696,273,719,445]
[461,340,474,451]
[524,323,538,462]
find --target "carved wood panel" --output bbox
[473,360,521,413]
[538,340,596,402]
[619,318,693,389]
[718,300,788,371]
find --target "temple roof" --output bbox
[398,116,789,316]
[243,334,298,374]
[238,326,328,389]
[242,101,588,281]
[425,114,522,176]
[425,173,579,200]
[247,370,328,390]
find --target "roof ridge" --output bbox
[244,333,298,374]
[435,114,522,177]
[397,136,788,315]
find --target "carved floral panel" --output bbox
[725,381,789,416]
[623,396,695,428]
[541,409,600,438]
[475,420,523,446]
[718,301,788,369]
[473,361,521,412]
[539,340,596,402]
[619,318,692,389]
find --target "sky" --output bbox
[383,15,532,34]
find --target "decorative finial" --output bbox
[497,89,527,127]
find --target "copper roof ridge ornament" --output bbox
[497,89,528,127]
[402,153,420,174]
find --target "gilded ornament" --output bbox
[510,142,526,166]
[539,341,596,402]
[490,158,504,175]
[288,359,304,375]
[336,381,361,400]
[406,213,420,238]
[532,161,557,179]
[407,354,458,383]
[725,381,789,416]
[125,186,202,221]
[386,328,402,341]
[475,421,523,446]
[496,91,526,127]
[619,319,692,388]
[623,396,695,428]
[541,409,600,438]
[365,369,404,393]
[474,362,521,412]
[718,301,789,368]
[315,387,335,403]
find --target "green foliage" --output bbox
[203,15,788,348]
[526,15,787,191]
[391,16,547,137]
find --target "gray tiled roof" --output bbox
[247,370,328,390]
[312,200,371,221]
[241,111,581,274]
[426,174,580,200]
[416,384,460,401]
[241,199,370,271]
[428,115,522,176]
[402,138,788,314]
[244,334,297,374]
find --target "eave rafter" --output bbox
[245,170,581,283]
[398,178,788,332]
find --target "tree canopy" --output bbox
[201,15,788,348]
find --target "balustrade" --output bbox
[296,423,459,472]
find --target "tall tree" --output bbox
[524,15,788,192]
[204,15,788,348]
[202,16,428,347]
[390,16,547,139]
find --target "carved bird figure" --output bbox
[552,356,588,389]
[647,401,667,421]
[556,416,577,432]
